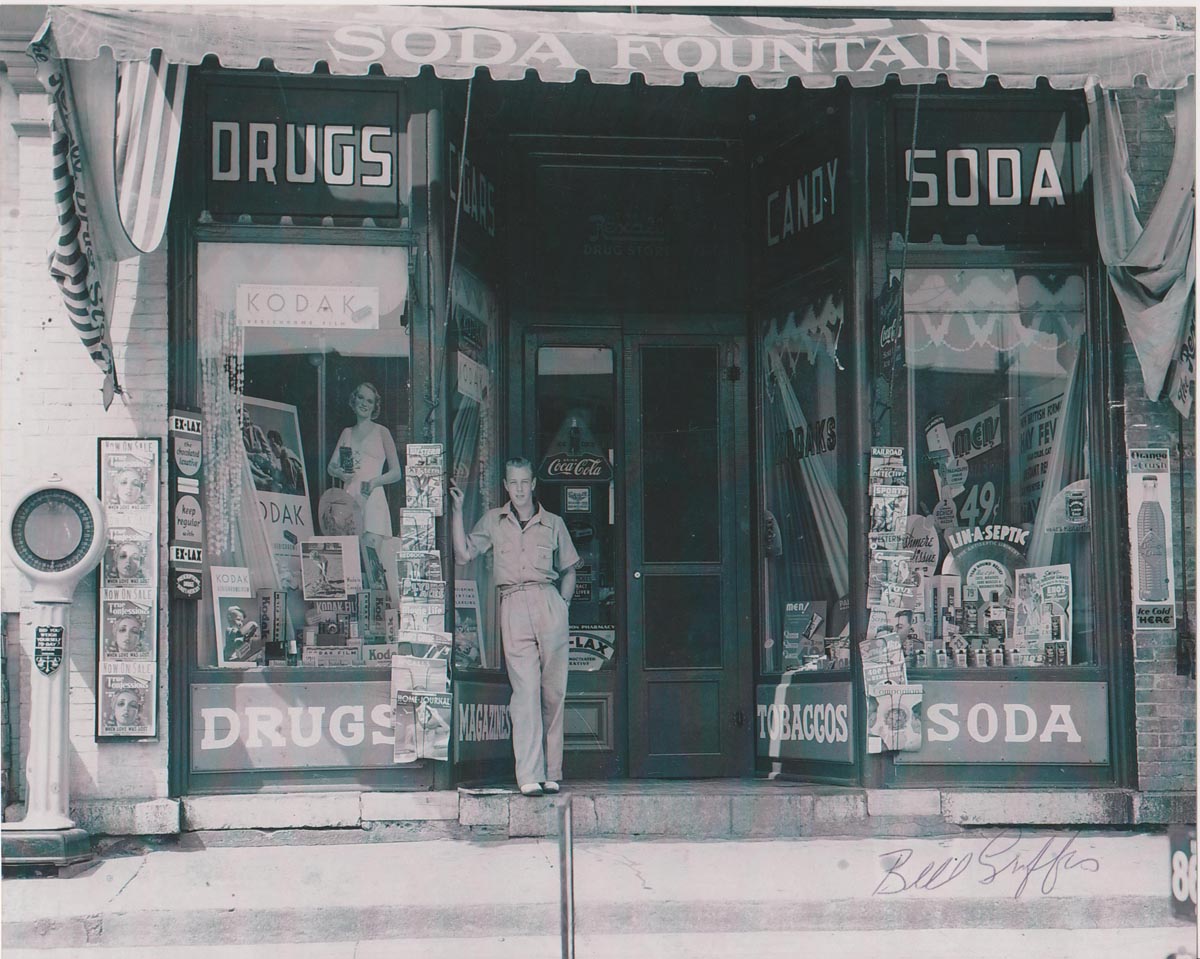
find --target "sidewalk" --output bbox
[3,826,1192,952]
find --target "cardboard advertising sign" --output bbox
[1127,449,1176,630]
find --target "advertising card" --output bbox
[454,580,485,668]
[211,565,264,667]
[242,396,312,585]
[1014,564,1073,665]
[867,683,924,753]
[1127,448,1176,630]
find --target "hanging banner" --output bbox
[1127,448,1176,630]
[97,437,161,739]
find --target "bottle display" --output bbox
[1137,475,1170,602]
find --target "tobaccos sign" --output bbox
[205,83,402,219]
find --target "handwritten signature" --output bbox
[874,829,1101,899]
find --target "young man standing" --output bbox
[449,457,579,797]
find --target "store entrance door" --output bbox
[624,334,752,778]
[522,326,752,780]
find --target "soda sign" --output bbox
[537,454,612,483]
[895,681,1108,765]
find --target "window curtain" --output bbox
[1087,79,1196,409]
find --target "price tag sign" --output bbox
[1169,823,1197,922]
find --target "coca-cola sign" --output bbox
[538,454,612,483]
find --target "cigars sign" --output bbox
[205,83,402,219]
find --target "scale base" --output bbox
[2,827,92,868]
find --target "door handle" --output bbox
[633,571,641,579]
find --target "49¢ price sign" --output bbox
[1169,824,1197,921]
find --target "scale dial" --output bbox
[10,488,97,574]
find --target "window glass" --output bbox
[449,267,501,671]
[760,276,852,674]
[196,242,410,671]
[889,266,1094,668]
[535,347,617,658]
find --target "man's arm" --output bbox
[448,484,471,565]
[559,564,577,604]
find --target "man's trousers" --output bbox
[499,583,570,786]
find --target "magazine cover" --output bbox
[395,629,453,658]
[400,509,436,552]
[859,635,907,689]
[782,601,827,669]
[301,537,363,600]
[1014,564,1073,665]
[454,580,485,668]
[103,526,153,587]
[866,683,924,753]
[869,485,909,542]
[101,599,154,659]
[391,655,451,763]
[98,664,155,737]
[406,443,444,469]
[400,603,444,633]
[402,577,446,607]
[242,396,312,584]
[868,446,907,491]
[397,550,441,585]
[101,443,155,511]
[211,565,265,667]
[405,466,444,516]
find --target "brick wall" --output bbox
[0,80,171,804]
[1114,7,1197,794]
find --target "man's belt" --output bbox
[498,582,552,598]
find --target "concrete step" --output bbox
[2,831,1189,949]
[3,929,1198,959]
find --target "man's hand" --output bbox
[448,483,464,514]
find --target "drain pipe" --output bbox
[558,796,575,959]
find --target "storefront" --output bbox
[15,6,1195,806]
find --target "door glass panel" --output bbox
[641,346,720,563]
[643,574,721,668]
[535,347,618,654]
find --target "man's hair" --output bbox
[895,609,914,623]
[504,456,533,476]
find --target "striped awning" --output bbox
[30,22,186,407]
[26,5,1197,408]
[37,4,1196,90]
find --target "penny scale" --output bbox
[3,477,107,866]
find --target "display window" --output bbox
[895,266,1094,669]
[759,270,853,677]
[195,241,411,672]
[449,267,502,672]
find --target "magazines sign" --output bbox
[895,681,1108,765]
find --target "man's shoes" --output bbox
[519,783,544,797]
[541,781,560,794]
